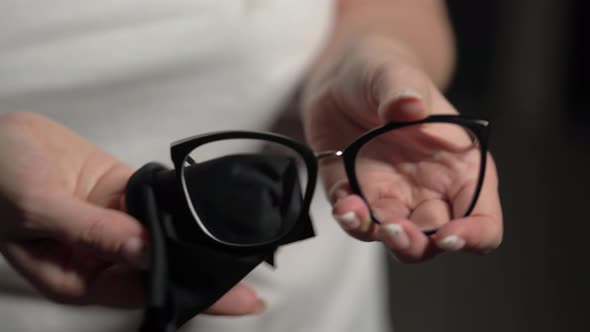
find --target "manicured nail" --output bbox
[334,211,360,230]
[394,90,422,101]
[437,235,466,251]
[394,90,423,113]
[254,299,267,314]
[123,237,148,269]
[381,224,410,249]
[380,90,424,119]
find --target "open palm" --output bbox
[354,120,483,231]
[302,40,502,262]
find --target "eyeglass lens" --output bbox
[354,122,482,232]
[180,138,309,245]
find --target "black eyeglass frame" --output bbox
[170,114,490,247]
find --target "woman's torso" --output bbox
[0,1,392,331]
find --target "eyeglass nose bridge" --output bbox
[314,150,343,160]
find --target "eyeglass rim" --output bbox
[171,130,319,247]
[169,114,490,246]
[342,115,491,231]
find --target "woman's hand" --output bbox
[302,37,503,263]
[0,112,262,314]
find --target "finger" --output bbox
[205,283,265,316]
[0,240,143,307]
[375,219,437,263]
[87,163,134,210]
[329,178,411,242]
[33,193,148,268]
[408,198,452,231]
[326,173,353,206]
[431,215,502,254]
[369,196,411,222]
[369,63,434,122]
[432,155,503,253]
[320,152,374,240]
[332,195,376,241]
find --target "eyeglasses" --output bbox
[169,114,490,247]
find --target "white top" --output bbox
[0,1,392,331]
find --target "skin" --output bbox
[302,0,502,262]
[0,112,261,314]
[0,0,502,317]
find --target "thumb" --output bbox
[205,283,265,316]
[369,63,435,123]
[39,193,148,268]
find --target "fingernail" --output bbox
[393,90,423,114]
[381,224,410,249]
[123,237,149,269]
[334,211,360,230]
[394,90,422,101]
[253,299,267,314]
[437,235,466,251]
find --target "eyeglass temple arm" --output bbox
[315,150,343,160]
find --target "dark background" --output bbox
[387,1,589,331]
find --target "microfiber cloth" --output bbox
[125,154,315,331]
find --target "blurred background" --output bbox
[387,1,589,331]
